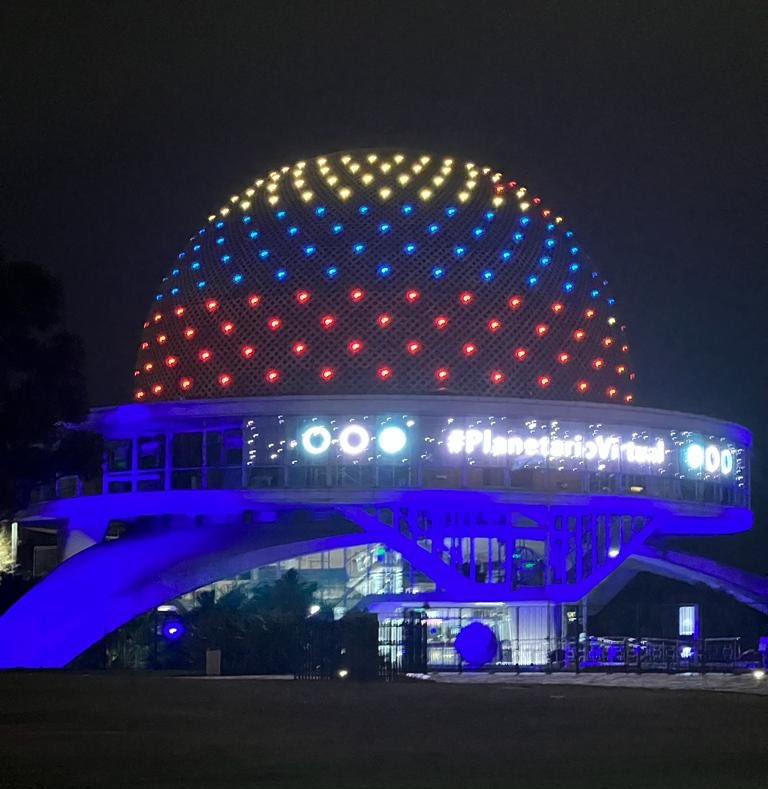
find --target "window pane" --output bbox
[172,432,202,468]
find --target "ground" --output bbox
[1,673,766,788]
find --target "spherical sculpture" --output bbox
[454,621,498,667]
[134,150,636,402]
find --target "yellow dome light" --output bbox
[366,153,378,163]
[220,207,231,216]
[516,188,527,198]
[420,155,431,164]
[380,162,392,173]
[338,187,352,200]
[245,188,255,197]
[482,166,491,174]
[361,173,374,185]
[393,153,404,163]
[301,190,314,202]
[466,180,477,190]
[319,166,330,176]
[397,174,410,186]
[520,201,530,211]
[458,191,469,202]
[294,179,305,189]
[349,162,360,173]
[419,188,433,201]
[207,214,216,222]
[432,176,444,186]
[327,175,338,186]
[295,160,306,169]
[266,183,278,193]
[239,200,251,211]
[492,196,505,207]
[491,173,502,183]
[465,161,475,170]
[555,216,563,224]
[379,187,392,200]
[269,171,280,181]
[443,158,454,166]
[255,179,264,187]
[411,163,423,174]
[268,195,279,205]
[229,195,239,203]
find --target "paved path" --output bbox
[432,670,768,695]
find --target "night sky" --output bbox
[2,3,766,546]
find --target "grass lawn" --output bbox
[1,672,766,788]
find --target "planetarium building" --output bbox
[0,150,753,669]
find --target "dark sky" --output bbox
[1,3,765,438]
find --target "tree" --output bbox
[0,258,97,520]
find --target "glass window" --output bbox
[108,480,132,494]
[207,429,243,467]
[172,470,203,490]
[137,435,165,470]
[207,468,242,489]
[106,439,132,471]
[137,476,164,492]
[172,432,202,468]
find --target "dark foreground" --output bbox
[1,673,766,788]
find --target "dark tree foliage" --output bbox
[0,259,99,518]
[181,570,318,674]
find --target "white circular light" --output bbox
[301,425,331,455]
[704,445,720,474]
[378,425,407,454]
[338,424,370,456]
[720,448,734,476]
[685,444,704,471]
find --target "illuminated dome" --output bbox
[134,149,636,402]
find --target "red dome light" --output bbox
[292,341,308,356]
[508,295,523,310]
[462,342,477,357]
[434,315,449,330]
[198,349,212,362]
[514,347,528,361]
[616,364,626,374]
[377,313,393,328]
[157,334,167,344]
[576,380,589,393]
[153,312,162,323]
[320,367,335,381]
[405,289,420,303]
[624,393,634,403]
[602,337,614,347]
[557,352,570,364]
[296,290,311,304]
[584,308,595,319]
[242,345,256,358]
[265,369,280,383]
[490,370,505,384]
[487,318,502,333]
[135,389,145,400]
[221,321,235,335]
[180,377,193,391]
[537,375,551,388]
[184,327,196,339]
[406,340,422,355]
[535,324,548,336]
[165,355,178,368]
[592,358,604,369]
[459,291,474,305]
[174,306,185,317]
[151,384,164,395]
[436,367,450,381]
[377,366,392,380]
[140,341,149,350]
[143,362,153,372]
[218,373,232,387]
[267,317,282,331]
[606,386,617,398]
[347,340,363,354]
[321,314,336,329]
[350,287,365,302]
[205,299,219,313]
[573,329,586,341]
[248,294,262,308]
[551,302,564,314]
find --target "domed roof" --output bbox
[133,149,636,403]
